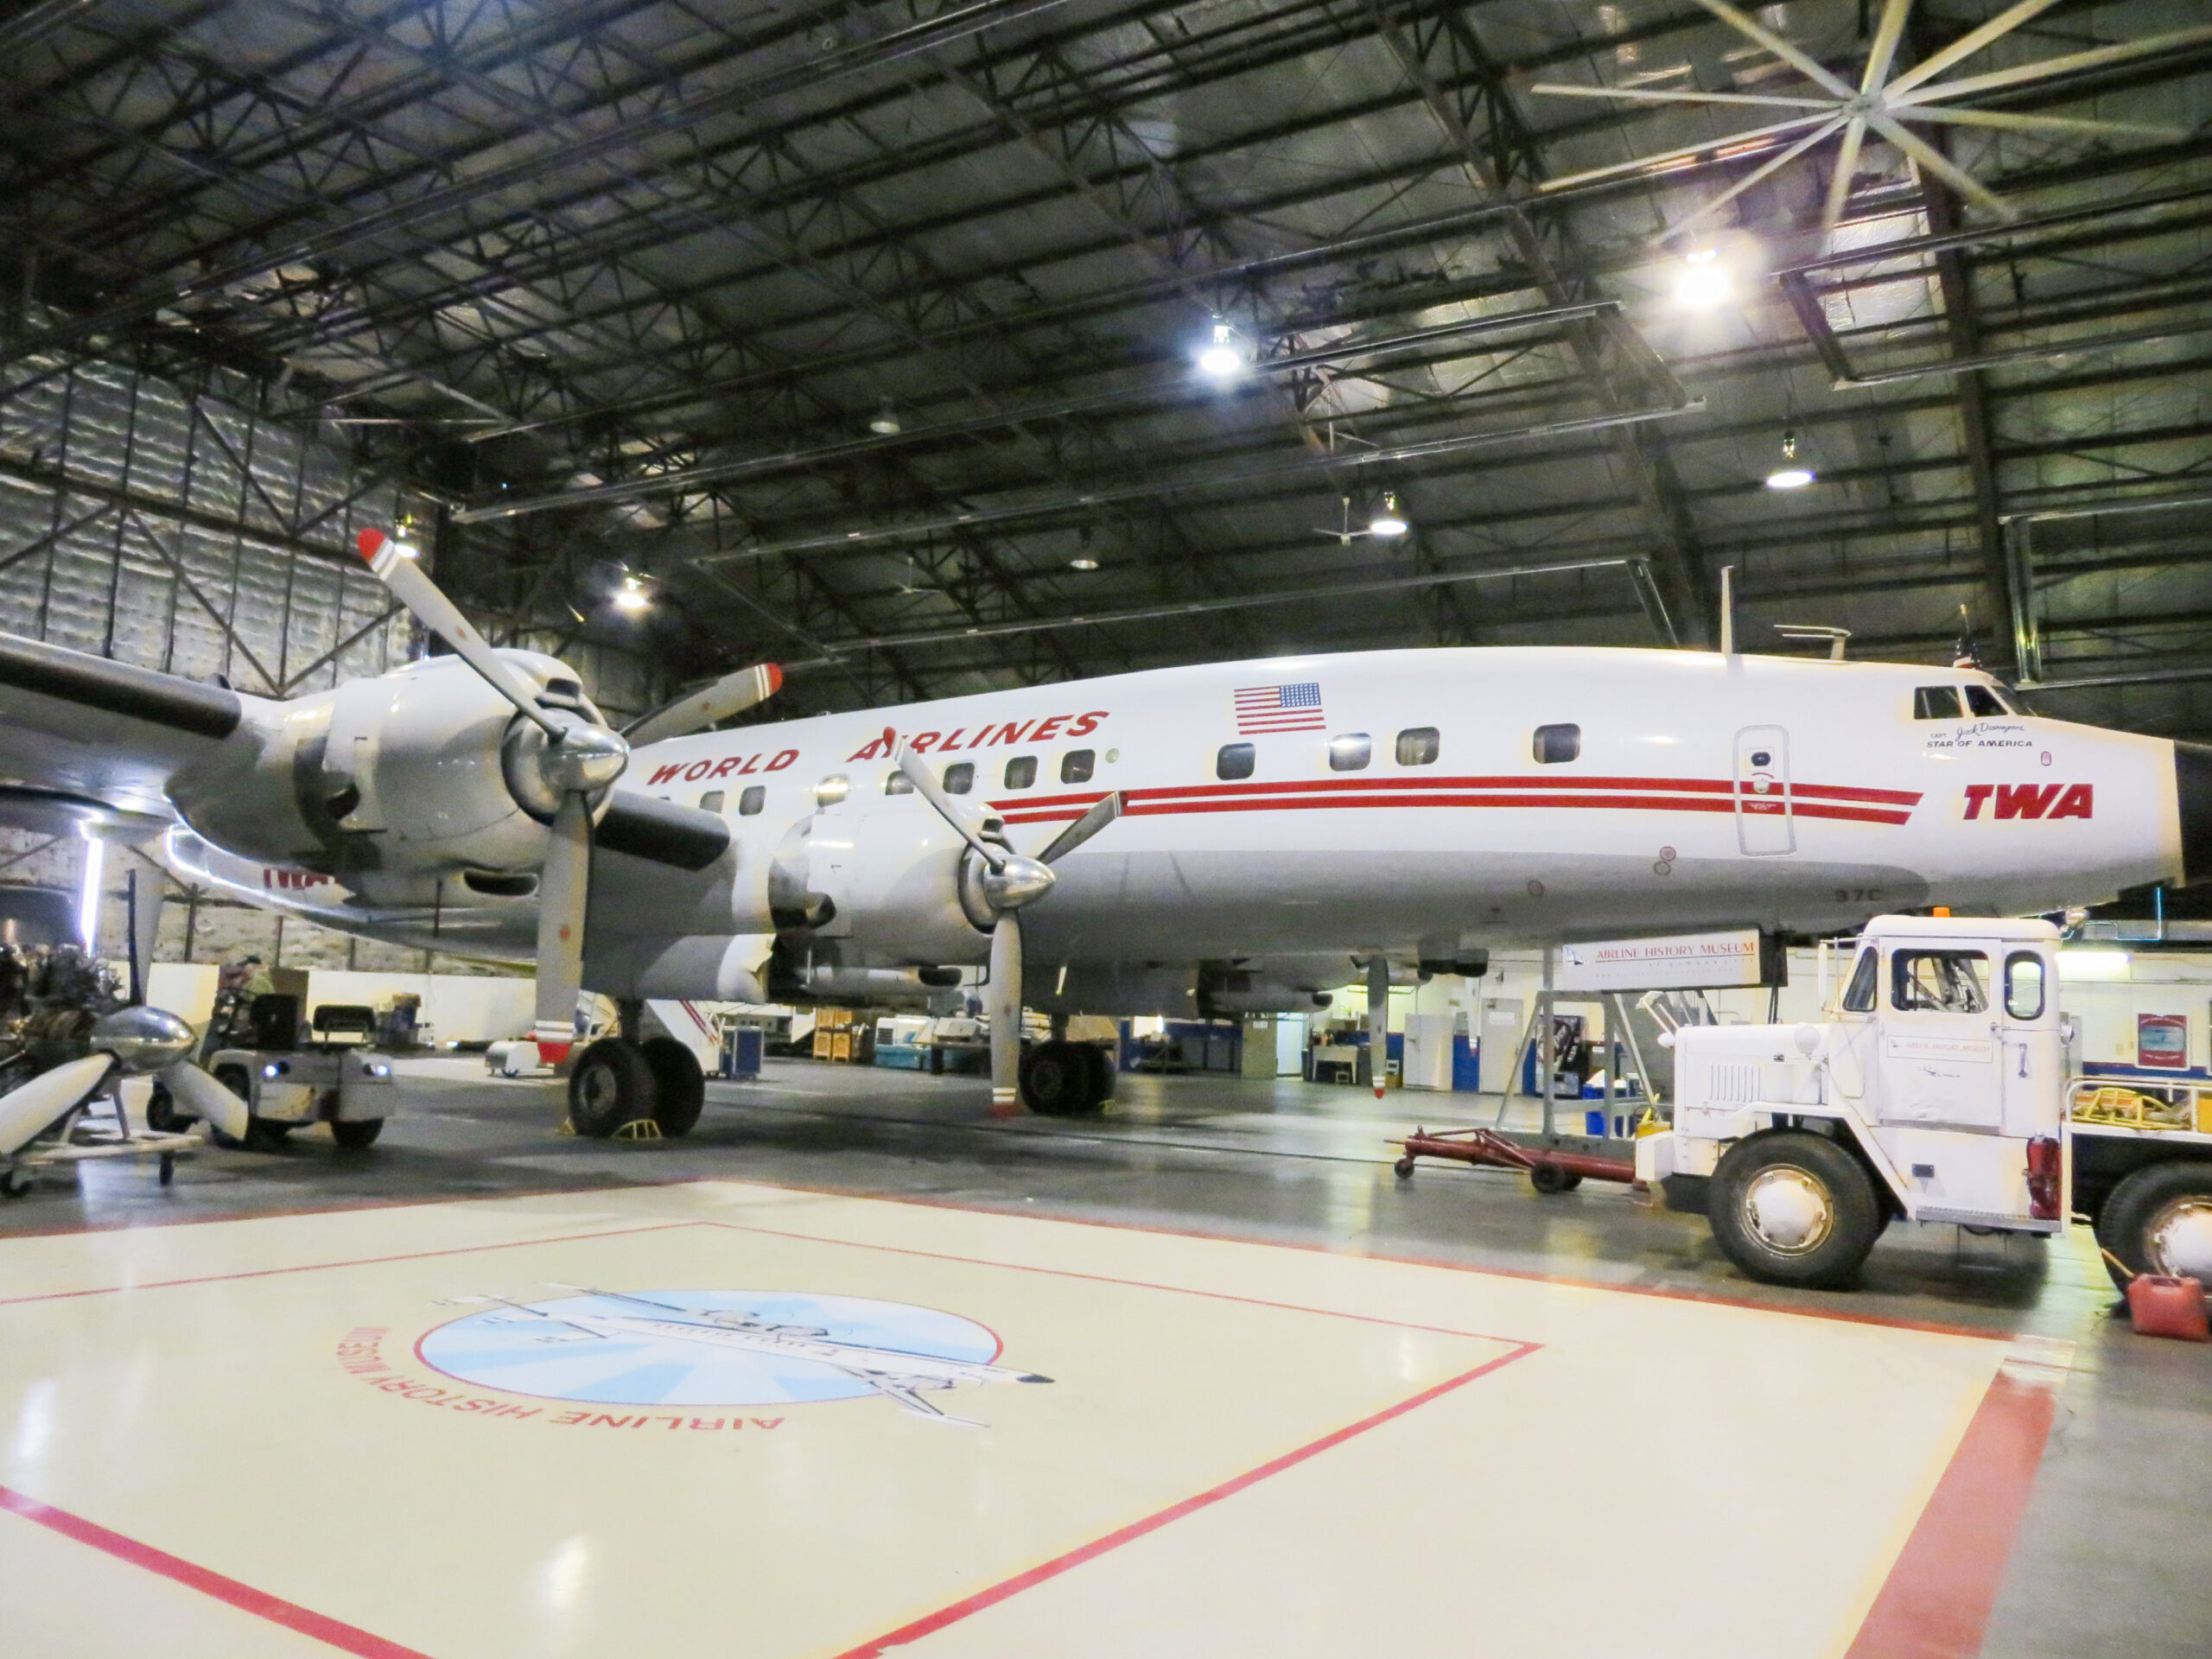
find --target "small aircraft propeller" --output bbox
[893,745,1122,1109]
[357,528,638,1062]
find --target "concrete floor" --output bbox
[3,1058,2206,1657]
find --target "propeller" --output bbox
[623,662,784,746]
[893,745,1122,1109]
[108,864,252,1144]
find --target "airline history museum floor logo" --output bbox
[335,1287,1051,1430]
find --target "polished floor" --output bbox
[2,1059,2207,1658]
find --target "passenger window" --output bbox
[2005,952,2046,1020]
[1217,742,1255,780]
[943,761,975,795]
[698,790,724,813]
[1061,748,1095,784]
[1840,948,1878,1013]
[1964,685,2008,717]
[1914,686,1963,720]
[1891,950,1989,1014]
[1003,755,1037,790]
[738,785,765,816]
[885,772,913,795]
[1329,734,1371,772]
[1532,723,1580,765]
[815,775,849,806]
[1395,727,1440,766]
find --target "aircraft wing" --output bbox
[0,631,248,836]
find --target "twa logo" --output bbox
[1962,783,2093,821]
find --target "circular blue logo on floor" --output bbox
[417,1289,1004,1408]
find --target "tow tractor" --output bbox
[151,999,397,1150]
[1638,914,2212,1290]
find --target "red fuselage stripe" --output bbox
[997,774,1919,812]
[997,795,1913,827]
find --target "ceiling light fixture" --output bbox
[1068,556,1100,571]
[1367,493,1409,537]
[613,574,652,612]
[868,398,902,436]
[1195,320,1247,379]
[1764,430,1815,490]
[1674,247,1732,308]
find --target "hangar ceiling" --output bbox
[3,0,2209,734]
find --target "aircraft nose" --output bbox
[2175,741,2212,886]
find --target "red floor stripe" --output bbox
[1844,1363,2064,1659]
[831,1341,1541,1658]
[0,1485,433,1659]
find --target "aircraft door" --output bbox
[1733,725,1795,855]
[1877,941,2003,1129]
[1998,947,2063,1136]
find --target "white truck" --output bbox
[1637,914,2212,1290]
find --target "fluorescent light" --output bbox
[1068,556,1099,570]
[2059,949,2131,981]
[77,834,105,952]
[1764,467,1815,490]
[613,575,651,613]
[1675,249,1732,308]
[1367,493,1408,537]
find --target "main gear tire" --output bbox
[569,1038,658,1138]
[1020,1040,1105,1117]
[639,1036,705,1138]
[1709,1130,1885,1289]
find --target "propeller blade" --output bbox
[1366,955,1390,1102]
[1038,791,1124,865]
[623,663,783,746]
[988,913,1023,1113]
[531,791,593,1063]
[0,1054,114,1156]
[356,530,562,738]
[156,1059,250,1144]
[895,745,1005,871]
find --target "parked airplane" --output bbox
[3,527,2206,1134]
[440,1286,1049,1424]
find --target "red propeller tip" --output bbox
[763,664,783,693]
[356,528,386,560]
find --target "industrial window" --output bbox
[885,771,914,795]
[815,775,849,806]
[2005,952,2046,1021]
[1217,742,1255,780]
[738,785,765,816]
[1395,727,1440,766]
[1964,685,2011,717]
[1328,734,1371,772]
[1061,748,1095,784]
[1891,950,1988,1014]
[697,790,724,813]
[943,762,974,794]
[1913,686,1963,720]
[1840,947,1878,1013]
[1004,755,1038,790]
[1532,723,1580,765]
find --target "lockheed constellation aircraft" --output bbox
[3,528,2204,1133]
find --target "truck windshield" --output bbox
[1892,950,1989,1014]
[1840,948,1878,1012]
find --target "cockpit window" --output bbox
[1964,684,2013,716]
[1913,686,1963,720]
[1891,950,1989,1014]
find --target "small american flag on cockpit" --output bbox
[1233,680,1325,734]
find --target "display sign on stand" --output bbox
[1554,928,1783,994]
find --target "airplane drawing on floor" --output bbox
[430,1286,1048,1426]
[3,524,2209,1138]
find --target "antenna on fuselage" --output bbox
[1718,565,1736,656]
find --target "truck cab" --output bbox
[1638,915,2126,1287]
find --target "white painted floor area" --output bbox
[1,1181,2025,1659]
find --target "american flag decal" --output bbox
[1233,681,1325,734]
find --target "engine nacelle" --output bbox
[167,651,593,906]
[767,803,988,967]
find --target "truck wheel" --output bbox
[144,1082,192,1133]
[569,1039,658,1138]
[330,1119,385,1150]
[1529,1162,1583,1195]
[1710,1131,1884,1289]
[1020,1041,1103,1116]
[207,1065,289,1152]
[2094,1162,2212,1288]
[638,1037,704,1138]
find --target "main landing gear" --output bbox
[1019,1040,1114,1118]
[568,1033,704,1139]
